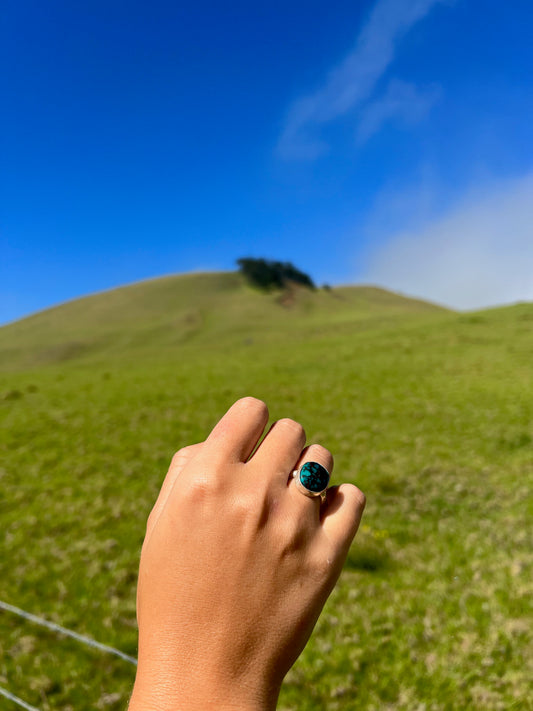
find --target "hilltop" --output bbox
[0,271,446,370]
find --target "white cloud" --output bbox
[277,0,446,159]
[356,79,441,144]
[362,173,533,310]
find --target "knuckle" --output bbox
[170,450,184,467]
[355,488,366,509]
[170,445,194,467]
[236,396,269,418]
[306,443,333,465]
[346,483,366,510]
[229,492,256,523]
[145,509,156,532]
[273,514,307,556]
[277,418,306,441]
[182,474,218,503]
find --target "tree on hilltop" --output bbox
[237,258,315,291]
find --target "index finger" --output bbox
[204,397,270,463]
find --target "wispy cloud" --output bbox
[362,173,533,310]
[277,0,446,159]
[356,79,441,144]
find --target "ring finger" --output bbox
[288,444,333,522]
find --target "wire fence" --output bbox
[0,600,137,665]
[0,685,40,711]
[0,598,137,710]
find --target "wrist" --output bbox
[128,668,279,711]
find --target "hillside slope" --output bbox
[0,271,447,370]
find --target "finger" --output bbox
[287,444,333,521]
[320,483,366,560]
[146,442,204,534]
[250,418,306,487]
[204,397,269,463]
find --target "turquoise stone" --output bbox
[299,461,330,493]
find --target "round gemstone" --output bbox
[299,461,330,493]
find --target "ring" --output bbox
[292,461,330,501]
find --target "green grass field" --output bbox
[1,272,532,710]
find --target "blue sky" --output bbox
[1,0,532,323]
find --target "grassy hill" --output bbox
[0,271,444,370]
[0,272,531,710]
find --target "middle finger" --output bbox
[249,418,306,488]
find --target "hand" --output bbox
[128,397,366,711]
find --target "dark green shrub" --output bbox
[237,258,315,291]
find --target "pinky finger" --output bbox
[320,483,366,561]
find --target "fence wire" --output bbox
[0,684,40,711]
[0,599,137,665]
[0,598,138,710]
